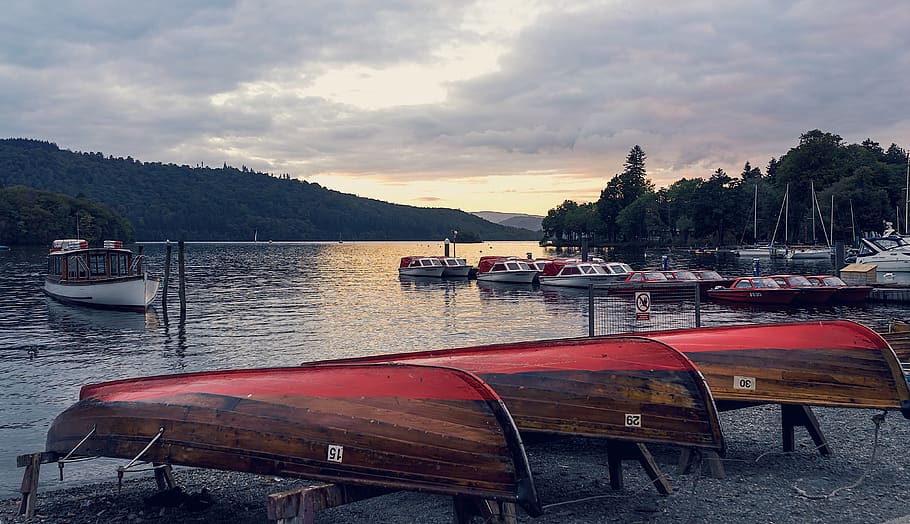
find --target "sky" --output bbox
[1,1,909,216]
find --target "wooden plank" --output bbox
[781,405,831,455]
[266,483,391,523]
[18,453,41,517]
[453,495,517,524]
[16,451,59,468]
[605,441,671,495]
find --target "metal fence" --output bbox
[590,283,701,336]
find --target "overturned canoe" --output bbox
[46,364,542,516]
[629,320,910,418]
[302,337,725,454]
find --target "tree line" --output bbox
[0,139,537,244]
[542,130,909,247]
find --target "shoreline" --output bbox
[4,405,910,523]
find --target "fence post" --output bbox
[694,283,701,327]
[588,283,595,337]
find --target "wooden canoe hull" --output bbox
[628,320,910,417]
[46,364,542,516]
[301,337,725,453]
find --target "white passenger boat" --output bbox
[398,256,446,277]
[43,239,159,311]
[537,258,631,288]
[434,256,472,277]
[475,256,539,283]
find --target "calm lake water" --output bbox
[1,241,907,498]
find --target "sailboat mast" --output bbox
[905,152,909,233]
[753,184,757,242]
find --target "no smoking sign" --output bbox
[634,291,651,320]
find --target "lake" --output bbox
[1,240,906,498]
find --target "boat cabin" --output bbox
[46,239,141,282]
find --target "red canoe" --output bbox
[627,320,910,417]
[46,364,543,516]
[301,337,725,453]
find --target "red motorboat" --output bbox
[768,274,837,305]
[705,276,800,305]
[804,274,873,303]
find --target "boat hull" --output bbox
[43,275,159,311]
[629,321,910,417]
[538,275,626,288]
[705,288,798,304]
[302,337,725,453]
[476,271,538,283]
[398,267,446,277]
[46,364,542,515]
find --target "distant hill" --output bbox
[0,139,538,242]
[471,211,543,232]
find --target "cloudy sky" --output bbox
[2,1,908,215]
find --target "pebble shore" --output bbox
[4,405,910,524]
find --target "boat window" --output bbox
[675,271,697,280]
[517,262,533,270]
[48,256,62,277]
[753,278,780,288]
[111,254,129,276]
[823,276,846,286]
[733,280,753,289]
[629,273,643,282]
[563,266,581,275]
[492,263,506,271]
[644,272,668,281]
[67,255,87,279]
[90,254,107,276]
[698,271,722,280]
[788,275,811,286]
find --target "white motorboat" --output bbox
[475,256,539,283]
[398,256,446,277]
[537,258,631,288]
[43,239,159,311]
[785,246,832,260]
[434,256,472,277]
[855,236,910,274]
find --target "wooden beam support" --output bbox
[453,495,517,524]
[606,441,672,495]
[781,404,831,455]
[267,483,391,524]
[18,453,42,517]
[153,463,176,490]
[677,448,726,479]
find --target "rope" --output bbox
[793,411,886,500]
[541,466,669,511]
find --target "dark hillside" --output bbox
[0,139,538,241]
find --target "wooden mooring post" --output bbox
[162,242,172,321]
[16,452,59,518]
[178,240,186,321]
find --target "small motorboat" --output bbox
[537,258,630,288]
[397,256,445,277]
[692,270,735,289]
[43,239,159,311]
[46,364,543,516]
[768,274,837,305]
[705,276,800,305]
[434,256,472,277]
[475,256,539,284]
[804,275,873,303]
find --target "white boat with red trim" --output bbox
[43,239,159,311]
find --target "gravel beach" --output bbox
[4,405,910,524]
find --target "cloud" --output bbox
[1,1,908,214]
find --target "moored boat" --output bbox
[302,337,726,453]
[43,239,159,311]
[398,256,446,277]
[768,274,837,305]
[434,256,472,277]
[475,256,539,284]
[537,258,629,288]
[629,320,910,417]
[705,276,799,305]
[46,364,543,516]
[804,274,873,303]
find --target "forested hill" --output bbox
[0,139,538,242]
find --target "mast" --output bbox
[753,184,758,242]
[905,152,909,233]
